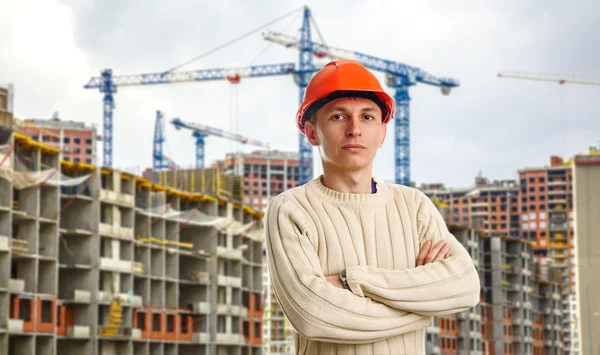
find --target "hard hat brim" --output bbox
[297,89,395,134]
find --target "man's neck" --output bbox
[320,166,374,194]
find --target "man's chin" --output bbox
[331,159,370,172]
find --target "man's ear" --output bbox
[378,123,387,148]
[304,121,319,146]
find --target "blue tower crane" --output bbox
[84,62,296,168]
[153,110,178,170]
[262,29,460,186]
[170,117,270,168]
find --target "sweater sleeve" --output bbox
[344,192,481,317]
[264,195,432,344]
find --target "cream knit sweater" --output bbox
[265,176,480,355]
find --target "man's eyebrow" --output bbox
[328,106,379,113]
[360,107,379,113]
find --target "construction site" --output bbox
[1,3,600,355]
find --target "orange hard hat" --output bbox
[296,60,395,134]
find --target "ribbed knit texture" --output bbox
[265,176,481,355]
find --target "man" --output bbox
[265,60,480,354]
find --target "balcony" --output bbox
[427,326,440,334]
[216,333,243,345]
[192,333,208,343]
[67,325,90,338]
[97,291,112,304]
[553,309,562,316]
[9,319,24,333]
[192,302,209,314]
[115,293,142,307]
[471,202,488,208]
[469,313,481,321]
[99,223,134,240]
[9,278,25,293]
[66,290,91,303]
[216,304,242,315]
[99,258,132,273]
[0,235,8,251]
[217,246,242,260]
[217,275,242,287]
[100,189,134,206]
[131,329,141,339]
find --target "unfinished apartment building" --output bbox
[424,221,483,355]
[422,176,564,355]
[261,258,294,355]
[212,150,298,353]
[212,150,299,211]
[518,156,578,354]
[0,129,265,355]
[0,85,13,129]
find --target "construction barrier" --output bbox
[150,310,165,340]
[145,167,244,203]
[133,309,150,339]
[133,307,193,341]
[56,304,74,336]
[178,313,193,341]
[37,296,56,333]
[11,295,35,332]
[56,304,66,336]
[164,311,179,341]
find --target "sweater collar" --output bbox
[307,175,389,205]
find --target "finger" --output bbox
[416,241,432,266]
[444,249,452,258]
[435,244,452,261]
[425,241,446,264]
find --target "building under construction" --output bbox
[420,199,565,355]
[212,150,299,211]
[0,86,13,131]
[0,127,265,355]
[211,150,299,354]
[423,176,567,354]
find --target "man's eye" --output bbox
[364,115,374,120]
[332,114,344,120]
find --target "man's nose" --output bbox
[346,116,362,137]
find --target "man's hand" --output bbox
[325,275,344,288]
[416,240,451,266]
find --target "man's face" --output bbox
[304,97,387,172]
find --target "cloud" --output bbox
[2,0,599,187]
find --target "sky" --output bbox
[1,0,599,188]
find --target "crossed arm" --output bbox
[325,238,451,287]
[334,194,481,316]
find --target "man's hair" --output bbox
[304,90,388,123]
